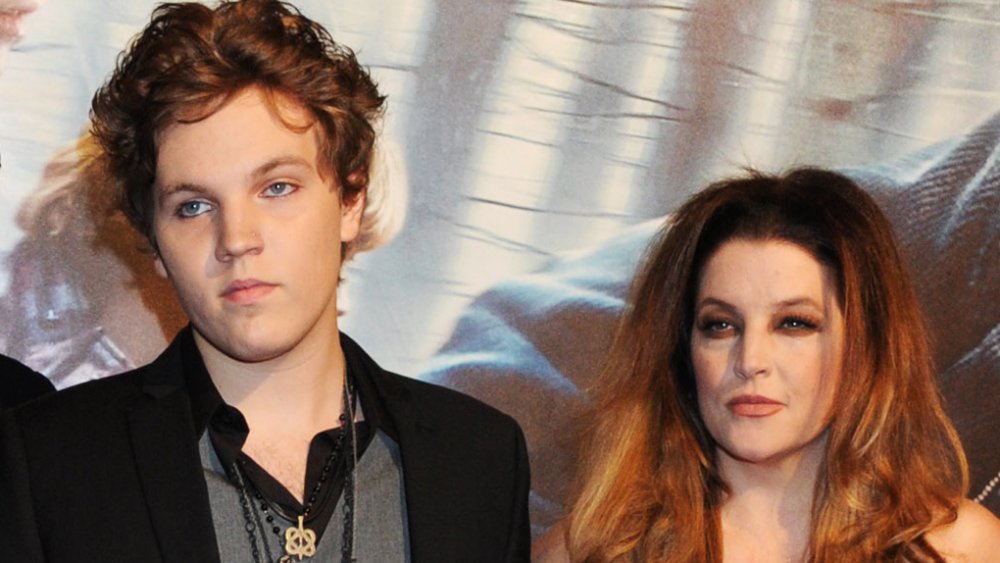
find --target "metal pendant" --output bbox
[283,515,317,560]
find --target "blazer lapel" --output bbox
[386,395,447,562]
[370,370,456,562]
[341,333,466,561]
[127,347,220,563]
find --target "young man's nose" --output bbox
[215,208,263,261]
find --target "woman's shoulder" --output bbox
[926,500,1000,562]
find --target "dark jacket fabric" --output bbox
[0,355,54,411]
[0,329,530,562]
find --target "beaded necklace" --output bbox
[974,468,1000,505]
[230,376,358,562]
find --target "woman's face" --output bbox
[690,238,844,470]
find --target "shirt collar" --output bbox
[179,326,397,441]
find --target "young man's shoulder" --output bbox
[2,359,162,443]
[375,367,529,462]
[8,328,194,423]
[383,368,520,426]
[343,332,525,439]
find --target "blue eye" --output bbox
[177,200,211,218]
[263,182,296,197]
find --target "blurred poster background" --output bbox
[1,0,999,535]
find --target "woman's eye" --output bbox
[177,200,211,218]
[263,182,296,197]
[779,316,819,331]
[697,319,735,337]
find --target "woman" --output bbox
[537,169,1000,562]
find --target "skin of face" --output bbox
[690,238,844,469]
[0,0,42,64]
[153,87,363,365]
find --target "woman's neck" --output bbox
[717,437,827,562]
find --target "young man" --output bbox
[0,1,530,561]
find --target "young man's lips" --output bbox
[221,280,277,304]
[727,395,783,417]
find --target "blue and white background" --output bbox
[1,0,998,536]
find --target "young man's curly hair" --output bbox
[90,0,385,254]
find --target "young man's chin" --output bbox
[194,326,296,365]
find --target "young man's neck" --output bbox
[193,327,347,433]
[194,326,351,501]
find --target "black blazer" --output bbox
[0,355,54,411]
[0,332,530,562]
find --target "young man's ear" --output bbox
[340,188,366,243]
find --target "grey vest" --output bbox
[200,429,411,562]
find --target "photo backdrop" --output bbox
[1,0,998,536]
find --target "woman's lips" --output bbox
[727,395,783,417]
[221,279,277,304]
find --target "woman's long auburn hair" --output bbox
[565,168,968,562]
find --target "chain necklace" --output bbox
[231,376,358,563]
